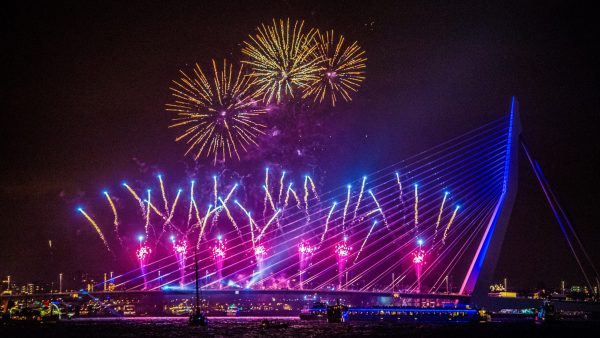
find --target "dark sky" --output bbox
[2,1,598,290]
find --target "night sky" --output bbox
[3,1,598,291]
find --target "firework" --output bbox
[212,236,226,289]
[412,240,425,293]
[254,244,267,259]
[298,241,316,289]
[166,59,266,164]
[187,181,195,228]
[78,208,112,253]
[253,244,267,289]
[307,176,319,201]
[77,166,476,294]
[442,206,460,245]
[103,191,122,246]
[433,192,449,243]
[136,237,151,290]
[122,182,145,214]
[219,197,241,238]
[303,30,366,106]
[414,184,419,233]
[158,175,169,213]
[335,237,352,290]
[256,209,281,242]
[368,189,388,230]
[303,176,311,222]
[354,220,377,263]
[321,202,337,243]
[171,237,188,286]
[196,204,213,249]
[352,176,366,222]
[242,18,321,104]
[263,168,270,217]
[342,184,351,231]
[278,171,286,204]
[144,189,151,239]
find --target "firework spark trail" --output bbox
[242,18,321,104]
[212,238,226,289]
[223,184,238,204]
[303,29,367,106]
[136,245,151,290]
[262,184,280,231]
[342,185,351,231]
[166,59,266,164]
[216,183,241,232]
[211,176,221,230]
[212,176,218,206]
[352,176,367,222]
[146,200,166,219]
[122,183,145,214]
[307,176,320,201]
[303,176,310,222]
[283,183,293,209]
[320,202,337,243]
[395,172,404,203]
[187,180,195,228]
[414,183,419,233]
[171,238,188,286]
[163,189,182,233]
[263,185,276,213]
[158,175,169,213]
[256,209,281,243]
[235,201,258,245]
[396,172,407,229]
[78,208,112,253]
[263,168,269,217]
[147,199,184,236]
[278,171,286,204]
[145,189,151,239]
[354,220,377,263]
[219,198,241,238]
[442,206,460,245]
[196,204,213,249]
[191,200,202,230]
[103,192,122,246]
[433,192,449,243]
[368,190,388,230]
[287,185,301,209]
[335,239,352,290]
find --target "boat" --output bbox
[260,319,290,329]
[344,303,485,323]
[327,299,348,323]
[189,246,208,326]
[226,304,239,317]
[536,301,559,322]
[122,304,136,316]
[299,302,327,320]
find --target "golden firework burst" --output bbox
[242,18,322,104]
[166,59,266,165]
[303,30,366,106]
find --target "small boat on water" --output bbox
[226,304,239,317]
[299,302,327,320]
[301,301,487,323]
[260,319,290,329]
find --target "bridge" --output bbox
[3,98,598,313]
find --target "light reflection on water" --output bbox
[1,317,599,337]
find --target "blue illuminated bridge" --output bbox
[5,98,597,313]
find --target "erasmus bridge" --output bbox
[11,98,598,311]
